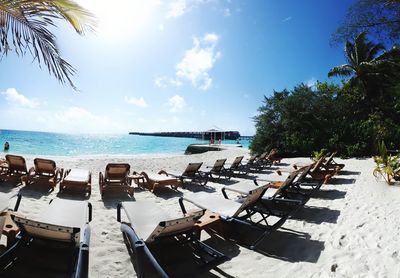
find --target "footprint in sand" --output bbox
[338,234,348,247]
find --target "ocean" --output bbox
[0,129,249,157]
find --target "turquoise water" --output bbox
[0,130,249,157]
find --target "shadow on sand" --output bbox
[328,177,357,185]
[291,205,341,224]
[124,234,238,278]
[311,189,347,200]
[102,193,136,209]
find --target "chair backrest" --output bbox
[230,156,244,168]
[258,151,269,160]
[34,158,57,176]
[146,210,205,243]
[233,184,270,217]
[105,163,130,181]
[274,170,301,196]
[311,156,326,172]
[247,155,257,164]
[324,151,336,166]
[13,215,81,246]
[211,159,227,172]
[295,163,315,183]
[182,162,203,176]
[6,154,27,173]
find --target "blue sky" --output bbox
[0,0,354,135]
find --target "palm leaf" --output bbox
[0,0,95,90]
[328,64,354,77]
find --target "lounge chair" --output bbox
[203,158,231,181]
[60,169,92,195]
[99,163,134,197]
[0,198,92,277]
[179,183,301,248]
[0,192,22,249]
[0,155,29,184]
[224,156,249,176]
[321,152,345,171]
[26,158,63,189]
[159,162,208,187]
[134,171,179,192]
[117,200,225,277]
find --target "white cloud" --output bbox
[154,76,182,88]
[125,96,148,107]
[159,23,164,31]
[305,77,317,88]
[166,0,187,18]
[175,33,220,90]
[282,16,292,22]
[168,95,186,112]
[1,88,39,108]
[55,107,124,133]
[223,8,231,17]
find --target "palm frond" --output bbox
[328,64,354,77]
[0,0,96,90]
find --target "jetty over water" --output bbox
[129,130,240,140]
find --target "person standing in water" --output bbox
[4,142,9,151]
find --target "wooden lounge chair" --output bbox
[321,152,345,171]
[99,163,134,197]
[0,155,29,185]
[117,200,225,277]
[26,158,63,189]
[224,156,249,176]
[159,162,208,187]
[134,171,179,192]
[179,183,300,248]
[60,169,92,195]
[0,198,92,277]
[203,158,231,181]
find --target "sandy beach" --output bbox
[2,147,400,278]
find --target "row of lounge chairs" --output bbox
[0,151,277,196]
[0,152,345,277]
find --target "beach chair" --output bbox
[26,158,63,189]
[159,162,208,187]
[117,200,225,277]
[0,198,92,277]
[99,163,134,197]
[321,152,345,171]
[0,192,22,249]
[60,169,92,195]
[242,154,263,172]
[203,158,231,181]
[135,171,179,192]
[179,183,300,248]
[0,155,29,184]
[225,156,249,176]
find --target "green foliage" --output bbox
[332,0,400,44]
[250,33,400,158]
[312,149,328,161]
[373,141,400,184]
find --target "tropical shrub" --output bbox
[373,141,400,184]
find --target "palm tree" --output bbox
[0,0,95,90]
[328,32,400,98]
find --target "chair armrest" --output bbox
[158,170,169,176]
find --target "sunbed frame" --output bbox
[117,201,225,277]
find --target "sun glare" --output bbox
[78,0,160,38]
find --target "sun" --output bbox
[77,0,160,39]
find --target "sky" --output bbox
[0,0,354,135]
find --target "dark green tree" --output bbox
[332,0,400,44]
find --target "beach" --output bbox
[2,147,400,277]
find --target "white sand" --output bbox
[2,148,400,277]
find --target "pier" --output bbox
[129,130,241,140]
